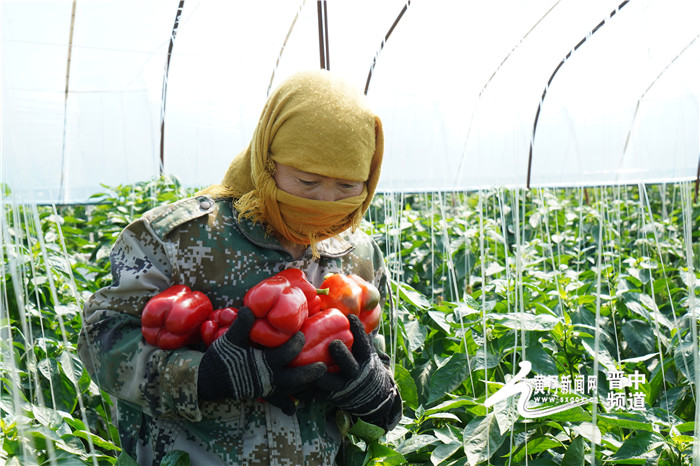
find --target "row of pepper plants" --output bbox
[2,178,699,465]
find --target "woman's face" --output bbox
[273,163,364,202]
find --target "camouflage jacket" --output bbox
[77,195,401,465]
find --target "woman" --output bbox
[78,69,401,465]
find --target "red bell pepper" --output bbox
[348,274,382,334]
[244,274,308,347]
[318,273,382,333]
[348,275,380,312]
[200,307,238,347]
[358,303,382,334]
[318,274,363,316]
[288,308,354,372]
[141,285,213,350]
[276,268,325,315]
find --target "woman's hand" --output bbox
[316,314,400,429]
[197,307,326,415]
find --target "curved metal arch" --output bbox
[452,0,563,187]
[364,0,412,96]
[317,0,330,70]
[526,0,631,188]
[267,0,308,96]
[159,0,187,176]
[58,0,78,203]
[622,34,699,155]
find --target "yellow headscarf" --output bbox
[198,69,384,254]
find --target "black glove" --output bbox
[317,314,400,428]
[197,307,326,415]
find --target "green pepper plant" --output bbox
[2,179,699,465]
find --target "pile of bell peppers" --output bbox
[141,285,213,350]
[141,269,383,371]
[243,272,309,347]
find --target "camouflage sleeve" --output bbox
[77,217,205,422]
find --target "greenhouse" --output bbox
[2,0,700,464]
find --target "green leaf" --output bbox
[341,443,367,466]
[430,442,461,465]
[397,434,440,455]
[546,407,592,424]
[54,435,88,456]
[425,412,462,422]
[511,436,562,462]
[649,357,675,404]
[37,357,79,413]
[424,396,476,416]
[621,320,657,356]
[612,431,665,460]
[444,459,469,466]
[428,353,472,404]
[32,405,64,428]
[395,281,430,309]
[349,419,386,443]
[571,422,602,446]
[580,337,617,371]
[433,427,460,445]
[393,364,419,409]
[674,340,696,383]
[462,413,506,465]
[58,350,81,385]
[427,311,451,333]
[487,312,560,331]
[525,344,557,375]
[160,450,191,466]
[454,300,480,318]
[576,295,598,305]
[404,319,428,351]
[70,428,121,451]
[469,350,501,371]
[598,412,657,432]
[624,293,673,330]
[675,421,695,433]
[366,442,407,465]
[672,435,695,444]
[561,435,585,466]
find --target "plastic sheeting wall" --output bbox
[2,0,699,203]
